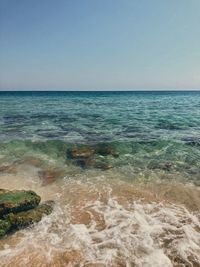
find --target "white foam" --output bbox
[0,196,200,266]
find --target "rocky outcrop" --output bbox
[6,201,54,229]
[0,190,41,217]
[0,189,54,238]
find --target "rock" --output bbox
[159,162,173,171]
[23,156,43,167]
[92,161,113,170]
[75,158,113,170]
[0,190,41,217]
[6,201,54,229]
[0,219,11,237]
[67,144,116,170]
[0,189,54,238]
[182,137,200,146]
[39,168,65,185]
[95,145,119,158]
[0,189,9,195]
[67,147,95,159]
[68,144,119,159]
[75,158,93,168]
[0,164,16,174]
[149,161,173,171]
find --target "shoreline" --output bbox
[0,161,200,266]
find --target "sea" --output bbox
[0,91,200,267]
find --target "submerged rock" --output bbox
[0,164,17,174]
[6,201,54,229]
[67,144,119,159]
[92,161,113,170]
[67,147,95,159]
[67,144,118,170]
[39,168,65,185]
[75,158,93,168]
[149,161,173,171]
[23,156,43,167]
[95,144,119,158]
[182,137,200,146]
[75,158,113,170]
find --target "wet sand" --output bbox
[0,163,200,267]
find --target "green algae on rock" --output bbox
[6,201,54,229]
[0,189,54,238]
[0,219,11,237]
[0,190,41,217]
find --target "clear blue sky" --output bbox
[0,0,200,90]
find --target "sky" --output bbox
[0,0,200,90]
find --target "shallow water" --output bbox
[0,91,200,266]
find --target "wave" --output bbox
[0,190,199,267]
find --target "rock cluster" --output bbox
[0,189,54,238]
[67,144,119,170]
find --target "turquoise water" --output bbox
[0,91,200,184]
[1,91,200,142]
[0,91,200,267]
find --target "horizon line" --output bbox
[0,89,200,92]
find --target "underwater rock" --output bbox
[67,147,95,159]
[149,161,173,171]
[182,137,200,146]
[0,164,16,174]
[23,156,43,167]
[159,162,173,171]
[95,144,119,158]
[0,218,11,237]
[75,158,93,168]
[75,158,113,170]
[67,144,119,159]
[39,168,65,185]
[67,144,117,170]
[92,161,113,170]
[6,201,54,229]
[0,190,41,217]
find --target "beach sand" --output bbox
[0,162,200,267]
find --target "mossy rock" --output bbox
[0,190,41,217]
[6,201,54,229]
[0,219,11,237]
[0,189,9,195]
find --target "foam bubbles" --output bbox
[1,191,199,267]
